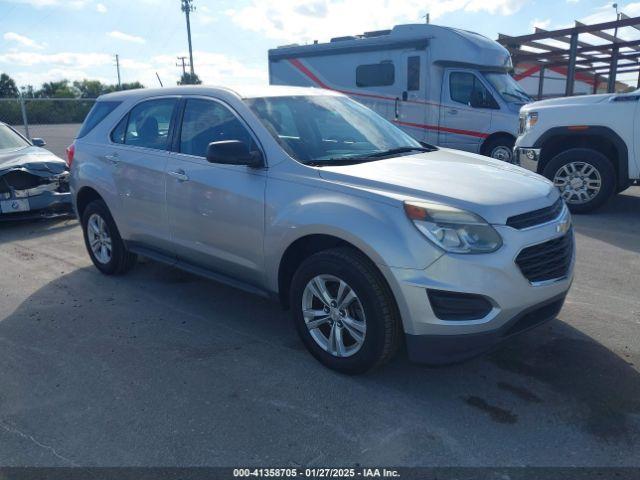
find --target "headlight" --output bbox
[524,111,538,131]
[404,201,502,254]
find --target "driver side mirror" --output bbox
[32,138,46,147]
[206,140,263,168]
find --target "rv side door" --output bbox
[395,51,431,143]
[440,69,497,154]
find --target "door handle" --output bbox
[394,97,400,120]
[447,108,458,115]
[169,169,189,182]
[105,153,120,165]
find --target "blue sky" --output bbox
[0,0,638,89]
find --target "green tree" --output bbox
[73,79,105,98]
[177,72,202,85]
[0,73,19,98]
[37,80,76,98]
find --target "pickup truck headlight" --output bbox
[524,111,538,131]
[404,201,502,254]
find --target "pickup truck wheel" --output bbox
[81,199,137,275]
[289,247,401,374]
[543,148,615,213]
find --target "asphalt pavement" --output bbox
[0,188,638,467]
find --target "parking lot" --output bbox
[0,133,639,467]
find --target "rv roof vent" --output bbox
[330,35,359,42]
[363,29,391,38]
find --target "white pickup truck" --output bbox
[515,91,640,213]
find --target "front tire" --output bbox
[543,148,615,213]
[289,247,401,374]
[483,136,515,163]
[81,199,137,275]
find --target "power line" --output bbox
[181,0,196,76]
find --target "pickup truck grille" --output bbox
[506,198,564,230]
[515,230,574,283]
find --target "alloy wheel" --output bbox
[301,274,367,358]
[553,161,602,204]
[87,213,112,264]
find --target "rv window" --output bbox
[407,56,420,91]
[356,62,395,87]
[450,72,498,109]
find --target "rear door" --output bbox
[165,97,266,286]
[439,69,496,152]
[107,97,178,254]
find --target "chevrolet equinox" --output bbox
[70,86,575,374]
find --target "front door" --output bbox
[439,69,496,153]
[166,97,266,287]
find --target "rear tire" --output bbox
[81,199,137,275]
[543,148,615,214]
[289,247,401,374]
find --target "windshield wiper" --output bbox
[304,146,434,167]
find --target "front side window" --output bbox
[124,98,177,150]
[356,62,395,87]
[450,72,498,109]
[246,95,422,165]
[0,124,29,151]
[179,98,254,157]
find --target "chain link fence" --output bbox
[0,97,95,157]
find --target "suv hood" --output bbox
[317,149,557,224]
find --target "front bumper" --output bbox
[514,147,541,173]
[0,191,73,221]
[382,206,574,364]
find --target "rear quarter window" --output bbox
[77,101,121,138]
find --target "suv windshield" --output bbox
[483,72,531,104]
[0,124,29,151]
[245,95,427,165]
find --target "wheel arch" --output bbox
[480,132,516,156]
[75,186,104,219]
[534,126,629,190]
[277,234,386,309]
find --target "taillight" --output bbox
[66,143,75,168]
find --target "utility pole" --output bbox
[181,0,195,76]
[176,56,190,76]
[114,54,122,89]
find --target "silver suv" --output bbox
[70,86,574,373]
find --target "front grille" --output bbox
[515,230,574,283]
[507,198,564,230]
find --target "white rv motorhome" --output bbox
[269,24,531,162]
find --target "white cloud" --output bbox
[3,32,45,49]
[5,0,89,8]
[0,51,112,68]
[530,18,551,30]
[96,3,107,13]
[227,0,530,44]
[108,30,146,44]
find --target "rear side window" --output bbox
[356,62,395,87]
[77,101,121,138]
[124,98,177,150]
[407,56,420,91]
